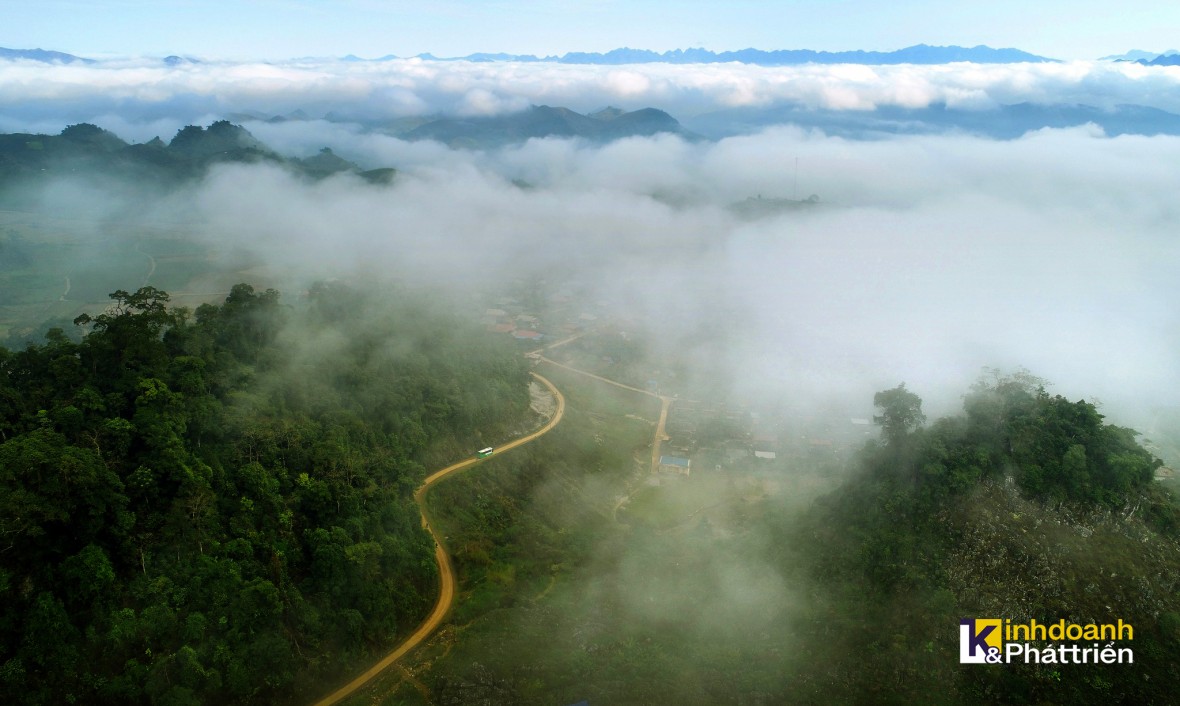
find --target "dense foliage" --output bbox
[303,361,1177,705]
[863,372,1161,509]
[788,371,1178,704]
[0,282,531,705]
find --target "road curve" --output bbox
[310,371,566,706]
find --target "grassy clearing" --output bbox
[0,211,263,341]
[149,255,222,291]
[67,246,152,300]
[621,475,736,530]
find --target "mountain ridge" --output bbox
[393,43,1057,65]
[400,104,697,148]
[1102,49,1180,62]
[1138,54,1180,66]
[0,46,93,64]
[0,44,1055,66]
[684,100,1180,140]
[0,121,395,191]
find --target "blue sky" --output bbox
[3,0,1178,60]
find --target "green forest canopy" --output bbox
[0,282,531,705]
[788,373,1176,704]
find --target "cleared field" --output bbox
[0,209,270,344]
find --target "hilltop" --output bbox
[0,47,92,63]
[780,373,1180,703]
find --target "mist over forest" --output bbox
[2,50,1180,705]
[9,112,1179,427]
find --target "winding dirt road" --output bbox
[310,371,565,706]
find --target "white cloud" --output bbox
[7,56,1178,428]
[5,57,1180,134]
[97,123,1172,428]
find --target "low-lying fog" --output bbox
[33,121,1168,430]
[6,57,1178,428]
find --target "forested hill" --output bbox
[0,121,396,192]
[0,282,532,705]
[780,373,1180,704]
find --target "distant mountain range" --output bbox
[382,44,1057,65]
[15,43,1180,67]
[0,47,92,63]
[684,101,1180,140]
[0,46,201,66]
[0,108,689,188]
[0,108,694,181]
[1137,54,1180,66]
[238,97,1180,144]
[0,44,1056,66]
[1101,49,1180,63]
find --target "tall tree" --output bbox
[873,383,925,446]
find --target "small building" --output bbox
[754,451,777,460]
[658,455,692,476]
[489,322,516,333]
[512,330,543,341]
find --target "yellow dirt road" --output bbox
[538,355,663,400]
[310,372,565,706]
[649,396,672,474]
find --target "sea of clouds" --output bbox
[5,56,1178,426]
[3,57,1180,139]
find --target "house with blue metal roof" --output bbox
[658,455,691,476]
